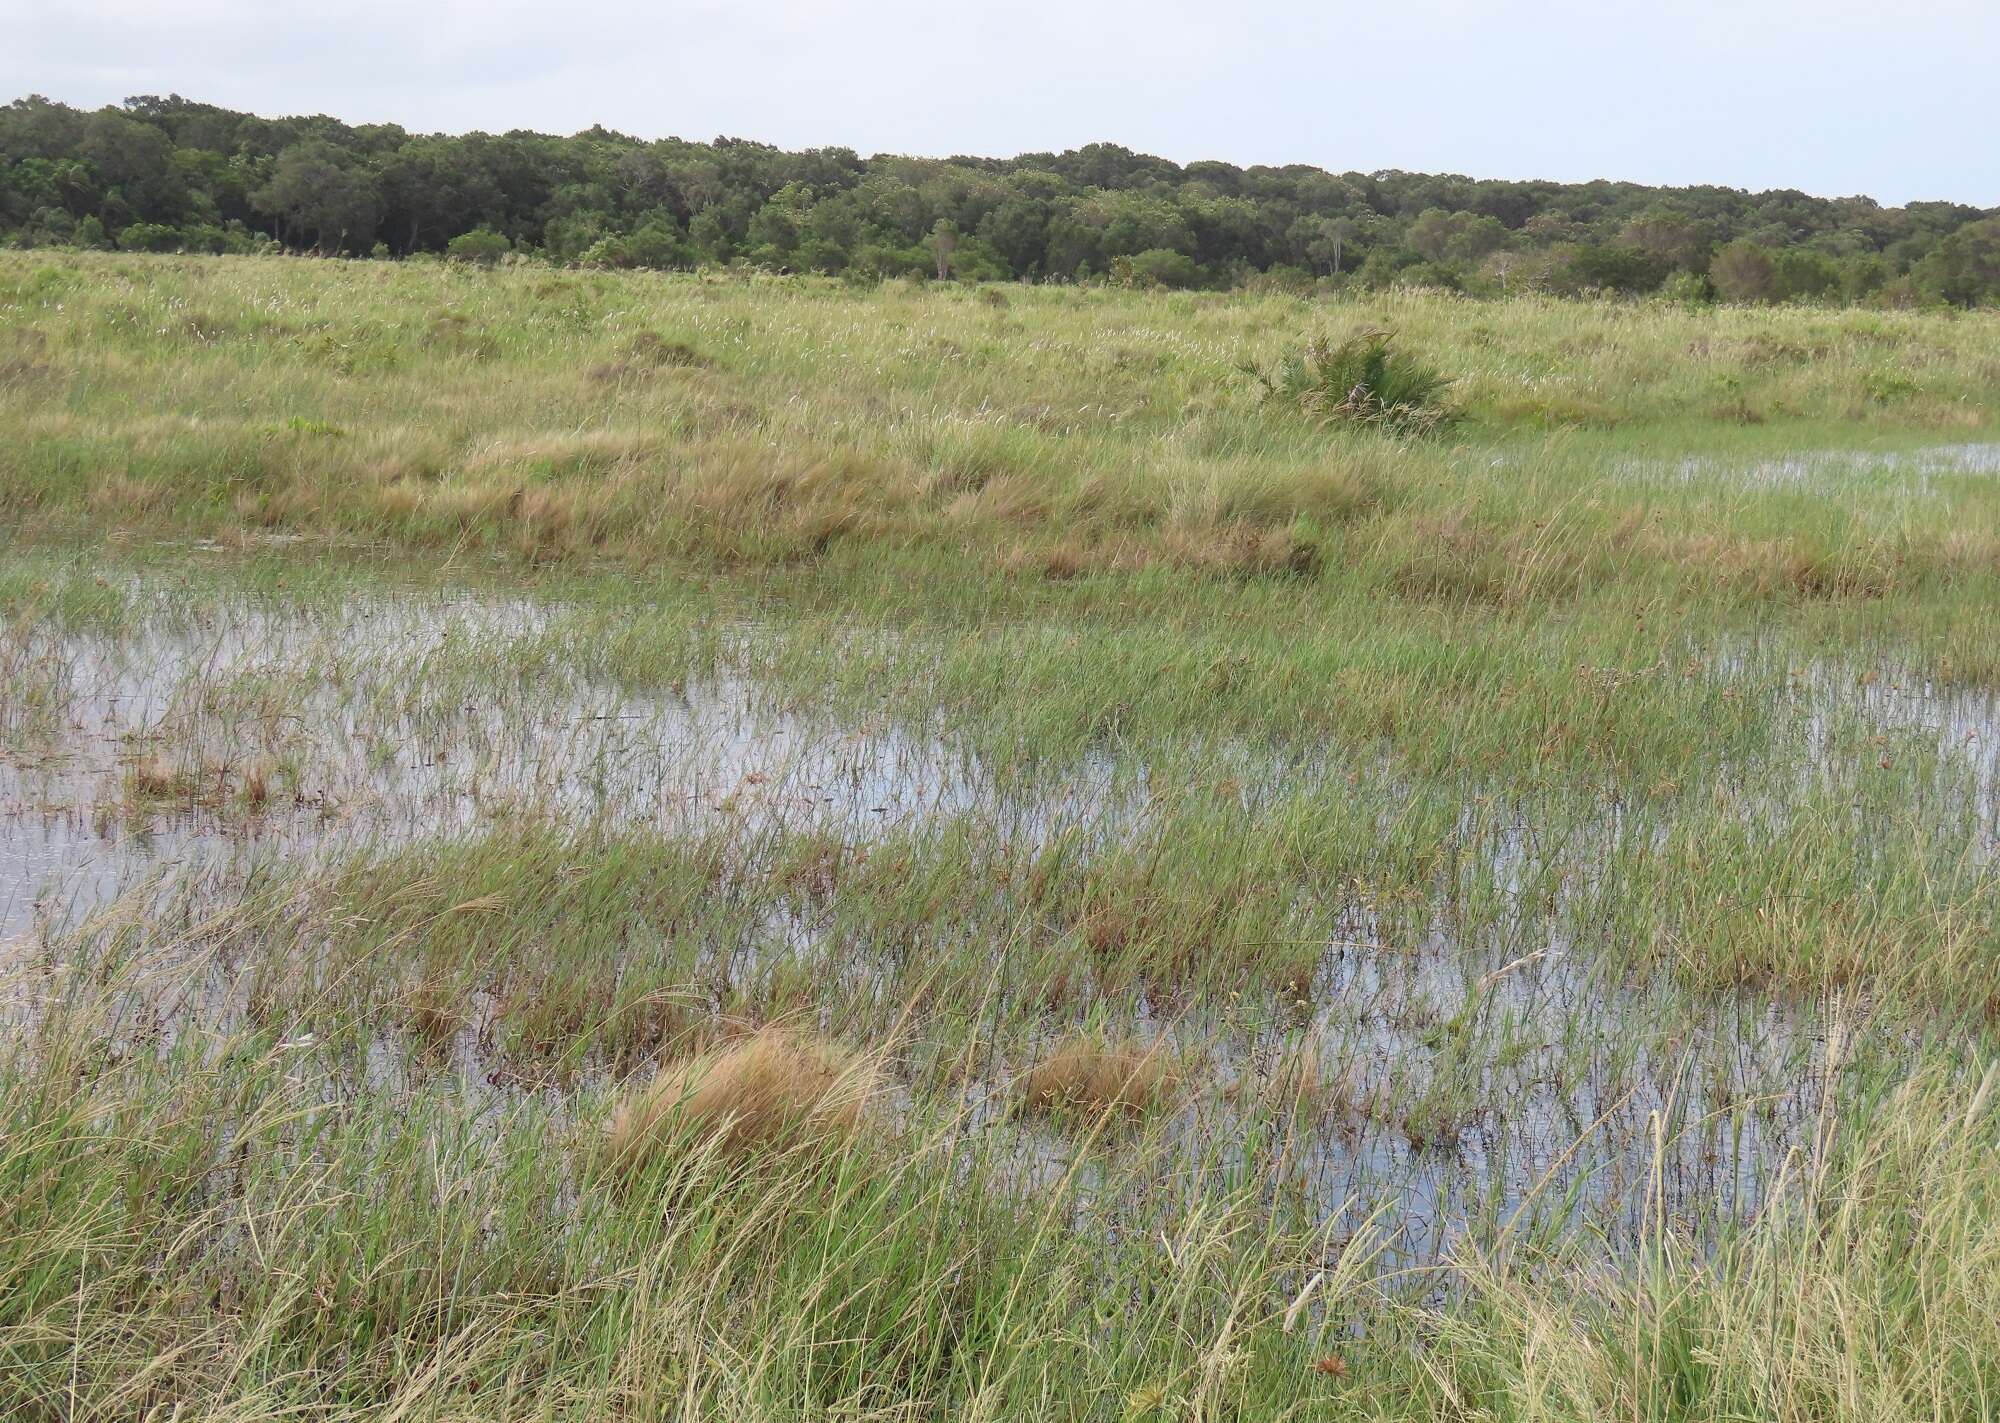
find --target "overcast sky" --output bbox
[7,0,1996,207]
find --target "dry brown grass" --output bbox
[86,474,170,515]
[1015,1033,1180,1118]
[1641,531,1916,599]
[605,1026,876,1173]
[240,760,270,809]
[119,754,288,816]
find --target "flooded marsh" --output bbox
[2,255,1998,1420]
[1,558,1995,1420]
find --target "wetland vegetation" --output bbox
[1,250,1997,1419]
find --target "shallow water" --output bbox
[6,849,1854,1283]
[7,584,1993,941]
[1617,441,2000,492]
[0,587,1132,939]
[0,574,1988,1278]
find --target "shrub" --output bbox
[850,242,928,279]
[579,220,689,271]
[180,223,250,255]
[1561,243,1670,295]
[1660,270,1712,307]
[445,228,512,265]
[1399,261,1465,293]
[1246,329,1457,435]
[1709,240,1776,303]
[1120,248,1201,289]
[626,330,709,368]
[118,223,184,253]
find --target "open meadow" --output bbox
[2,251,1999,1420]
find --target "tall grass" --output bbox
[0,902,1993,1420]
[1,253,1995,586]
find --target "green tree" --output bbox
[1319,217,1356,275]
[1708,240,1777,303]
[1914,217,2000,306]
[1617,208,1712,272]
[1770,248,1839,301]
[80,111,186,224]
[688,209,734,263]
[253,142,380,254]
[1839,253,1888,302]
[1408,209,1505,265]
[978,199,1051,277]
[1407,209,1455,263]
[745,182,811,264]
[929,218,958,280]
[378,138,502,253]
[1084,192,1194,259]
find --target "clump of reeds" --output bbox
[1219,1039,1350,1123]
[1269,1038,1328,1114]
[123,756,203,804]
[397,969,469,1058]
[1015,1033,1179,1118]
[605,1027,876,1174]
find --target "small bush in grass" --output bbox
[117,223,184,254]
[445,228,512,265]
[1247,329,1456,435]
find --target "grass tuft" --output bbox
[1016,1033,1180,1119]
[605,1026,877,1173]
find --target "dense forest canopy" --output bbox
[4,93,1997,305]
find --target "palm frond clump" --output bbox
[1248,329,1457,435]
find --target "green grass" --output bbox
[0,252,1997,1420]
[3,251,1998,586]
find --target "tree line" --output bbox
[4,93,1997,306]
